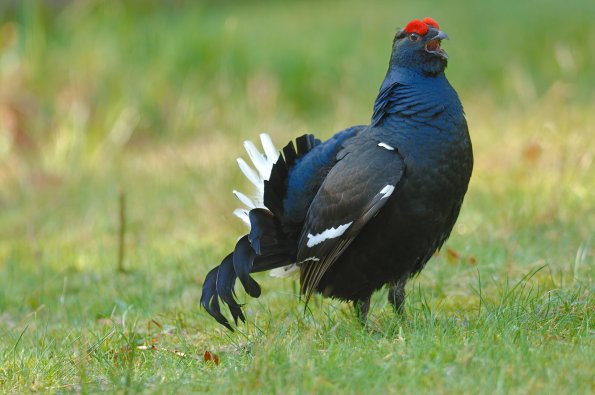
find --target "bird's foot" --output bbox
[388,278,407,315]
[354,297,371,326]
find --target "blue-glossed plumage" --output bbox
[201,19,473,329]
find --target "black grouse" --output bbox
[201,17,473,330]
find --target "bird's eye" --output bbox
[408,33,420,42]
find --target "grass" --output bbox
[0,0,594,393]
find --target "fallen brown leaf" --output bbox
[446,248,461,264]
[203,350,220,366]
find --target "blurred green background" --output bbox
[0,0,593,238]
[0,0,593,393]
[1,0,594,176]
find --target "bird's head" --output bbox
[390,17,449,76]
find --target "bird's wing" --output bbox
[296,134,405,301]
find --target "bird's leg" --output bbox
[354,297,371,325]
[388,278,407,315]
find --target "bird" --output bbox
[201,17,473,330]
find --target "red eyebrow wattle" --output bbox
[404,20,429,36]
[422,17,440,30]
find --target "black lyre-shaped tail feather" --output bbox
[201,134,319,330]
[201,209,294,330]
[233,235,260,298]
[200,263,234,331]
[216,253,246,324]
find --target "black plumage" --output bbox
[201,17,473,329]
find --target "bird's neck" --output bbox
[370,66,460,128]
[381,66,445,90]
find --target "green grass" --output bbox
[0,0,594,393]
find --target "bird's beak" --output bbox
[432,30,449,41]
[424,30,449,59]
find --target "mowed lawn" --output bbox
[0,1,593,393]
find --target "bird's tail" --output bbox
[201,134,319,330]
